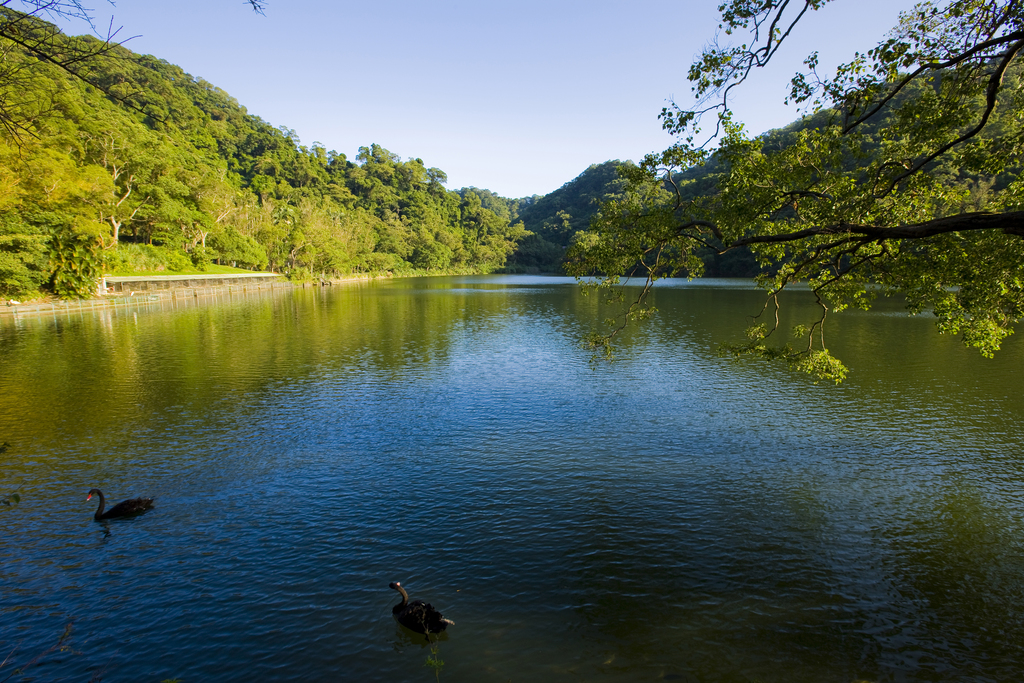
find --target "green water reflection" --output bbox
[0,276,1022,683]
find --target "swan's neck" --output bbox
[93,491,106,519]
[395,585,409,608]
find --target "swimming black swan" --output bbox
[87,489,154,520]
[389,581,454,638]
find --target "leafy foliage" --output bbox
[48,226,102,298]
[567,0,1024,382]
[0,214,48,295]
[507,162,630,272]
[0,14,527,299]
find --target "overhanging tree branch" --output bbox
[872,36,1024,197]
[727,210,1024,248]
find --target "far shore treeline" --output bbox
[0,10,792,301]
[0,10,550,300]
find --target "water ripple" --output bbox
[1,277,1022,682]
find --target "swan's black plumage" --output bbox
[87,489,154,520]
[389,581,453,639]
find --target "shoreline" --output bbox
[1,274,379,319]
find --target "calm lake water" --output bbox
[1,275,1022,683]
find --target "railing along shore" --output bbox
[1,275,375,320]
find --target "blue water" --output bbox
[1,276,1022,682]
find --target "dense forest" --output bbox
[506,161,630,273]
[509,159,765,277]
[562,84,1018,284]
[0,10,775,301]
[0,11,534,299]
[5,11,1002,301]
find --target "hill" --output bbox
[0,10,527,298]
[503,161,629,272]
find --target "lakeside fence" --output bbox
[0,277,371,323]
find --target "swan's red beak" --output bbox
[86,494,93,500]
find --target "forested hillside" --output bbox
[0,10,527,298]
[507,157,763,277]
[8,10,998,300]
[505,161,629,272]
[559,86,1018,283]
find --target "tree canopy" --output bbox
[507,161,630,273]
[0,1,269,138]
[0,11,526,298]
[565,0,1024,382]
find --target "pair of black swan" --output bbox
[84,495,454,637]
[390,581,453,639]
[87,489,154,520]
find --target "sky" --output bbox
[51,0,917,198]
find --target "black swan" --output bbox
[87,489,154,520]
[389,581,454,638]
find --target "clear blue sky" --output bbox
[54,0,914,198]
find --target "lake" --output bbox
[1,275,1022,682]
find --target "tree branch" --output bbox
[843,30,1024,132]
[873,36,1024,197]
[727,210,1024,249]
